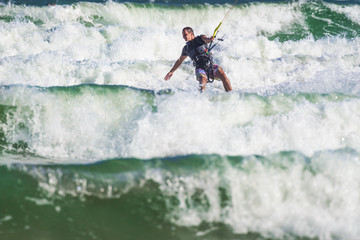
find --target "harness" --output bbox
[186,37,223,83]
[193,46,215,83]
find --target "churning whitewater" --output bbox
[1,1,360,240]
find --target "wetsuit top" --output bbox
[181,35,212,70]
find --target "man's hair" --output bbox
[182,27,194,35]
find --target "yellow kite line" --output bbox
[212,0,239,38]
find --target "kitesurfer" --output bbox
[164,27,232,92]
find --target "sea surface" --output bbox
[1,0,360,239]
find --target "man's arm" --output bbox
[200,35,214,44]
[164,55,187,81]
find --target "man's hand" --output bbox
[164,56,186,81]
[164,72,173,81]
[201,35,214,43]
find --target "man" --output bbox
[164,27,232,92]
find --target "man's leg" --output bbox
[199,75,207,92]
[196,68,208,92]
[214,67,232,92]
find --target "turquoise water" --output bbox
[3,151,360,239]
[1,1,360,239]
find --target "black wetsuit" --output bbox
[181,36,213,73]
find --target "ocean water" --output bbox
[1,0,360,239]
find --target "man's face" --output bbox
[182,30,194,42]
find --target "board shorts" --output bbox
[195,65,220,82]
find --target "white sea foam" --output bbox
[129,91,360,158]
[0,85,153,160]
[0,2,359,93]
[1,85,359,162]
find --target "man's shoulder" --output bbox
[181,45,188,56]
[195,35,205,42]
[187,36,205,46]
[181,35,205,56]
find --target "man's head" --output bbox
[182,27,194,42]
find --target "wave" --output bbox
[0,84,359,162]
[2,150,360,239]
[0,84,158,161]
